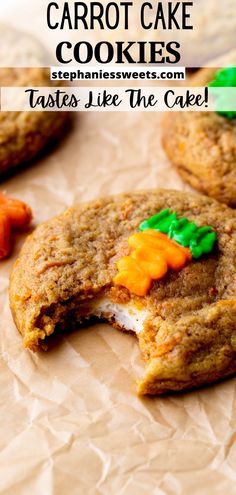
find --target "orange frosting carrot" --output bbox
[131,248,168,279]
[113,230,192,296]
[115,257,152,297]
[0,210,11,259]
[0,192,32,229]
[0,193,32,259]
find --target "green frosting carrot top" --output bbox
[208,67,236,120]
[139,209,217,259]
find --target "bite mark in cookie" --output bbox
[9,190,236,395]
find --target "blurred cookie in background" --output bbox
[0,24,69,177]
[162,51,236,207]
[105,0,235,67]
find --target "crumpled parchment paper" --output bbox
[1,109,236,495]
[1,2,236,494]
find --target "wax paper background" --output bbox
[1,3,236,495]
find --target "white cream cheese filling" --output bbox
[82,297,150,334]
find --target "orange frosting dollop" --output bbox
[113,230,192,296]
[0,193,32,259]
